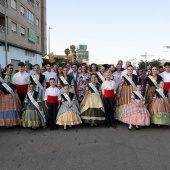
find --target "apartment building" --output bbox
[0,0,47,69]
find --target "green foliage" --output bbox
[138,59,161,70]
[42,58,50,66]
[54,58,70,66]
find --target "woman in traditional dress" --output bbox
[148,80,170,126]
[30,64,47,119]
[0,75,21,127]
[77,64,90,103]
[56,85,82,130]
[145,67,162,107]
[115,65,138,121]
[80,74,105,126]
[0,66,4,84]
[58,67,75,95]
[21,83,46,129]
[121,83,150,130]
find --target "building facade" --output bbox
[0,0,47,70]
[76,45,89,65]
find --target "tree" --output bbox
[70,45,76,53]
[54,58,70,66]
[42,58,50,66]
[64,48,70,56]
[138,59,161,70]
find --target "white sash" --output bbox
[0,77,4,83]
[88,83,99,96]
[133,91,144,100]
[27,91,46,123]
[148,75,159,89]
[156,89,166,99]
[60,76,69,85]
[124,75,137,89]
[31,75,44,90]
[97,72,105,83]
[31,75,45,100]
[63,93,71,104]
[60,76,73,93]
[2,83,19,100]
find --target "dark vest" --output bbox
[61,92,74,101]
[27,91,39,102]
[30,74,45,86]
[123,74,138,86]
[59,75,73,87]
[146,75,163,86]
[0,83,16,95]
[88,82,100,93]
[155,90,167,98]
[96,73,104,85]
[133,92,145,100]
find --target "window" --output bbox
[36,36,39,44]
[11,0,17,10]
[11,22,17,33]
[28,28,36,43]
[35,1,39,8]
[27,10,34,25]
[21,27,25,37]
[25,50,35,57]
[27,0,34,8]
[36,18,39,26]
[20,6,25,16]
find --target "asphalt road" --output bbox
[0,123,170,170]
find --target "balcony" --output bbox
[27,0,34,8]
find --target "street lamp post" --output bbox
[48,27,52,56]
[5,0,8,65]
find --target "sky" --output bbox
[46,0,170,65]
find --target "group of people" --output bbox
[0,60,170,131]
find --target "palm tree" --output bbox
[64,48,70,60]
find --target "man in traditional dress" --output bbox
[13,62,29,106]
[101,71,117,128]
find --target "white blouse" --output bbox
[44,86,61,101]
[13,71,30,85]
[101,80,117,95]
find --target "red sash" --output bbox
[104,90,114,98]
[164,82,170,91]
[46,82,50,88]
[47,96,58,103]
[16,84,28,93]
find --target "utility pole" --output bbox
[48,27,52,56]
[5,0,8,65]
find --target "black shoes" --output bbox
[111,123,116,128]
